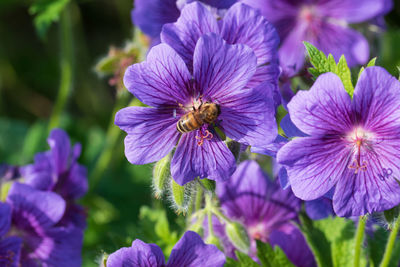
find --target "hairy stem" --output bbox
[354,215,366,267]
[379,214,400,267]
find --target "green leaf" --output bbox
[303,42,354,98]
[300,215,367,267]
[367,57,377,67]
[256,240,295,267]
[29,0,70,39]
[336,55,354,98]
[234,251,260,267]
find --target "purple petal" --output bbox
[278,166,290,190]
[218,81,277,147]
[280,114,307,138]
[167,231,225,267]
[251,135,287,158]
[27,226,83,267]
[353,67,400,133]
[161,2,219,70]
[305,197,334,220]
[313,22,369,67]
[21,152,54,191]
[200,0,237,9]
[48,128,71,175]
[59,204,87,230]
[57,163,88,199]
[193,33,257,101]
[317,0,393,23]
[221,3,280,88]
[171,129,236,185]
[277,137,350,201]
[269,224,316,267]
[107,239,165,267]
[115,107,180,165]
[287,72,353,135]
[278,22,308,76]
[0,202,11,237]
[131,0,180,38]
[123,44,192,107]
[333,148,400,217]
[217,160,300,226]
[6,183,66,229]
[0,237,22,267]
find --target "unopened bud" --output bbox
[226,221,250,253]
[169,179,193,215]
[152,154,171,198]
[199,178,215,192]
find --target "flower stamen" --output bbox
[196,129,213,146]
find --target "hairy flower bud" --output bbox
[226,221,250,253]
[152,153,171,198]
[169,179,193,215]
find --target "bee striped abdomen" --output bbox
[177,112,202,133]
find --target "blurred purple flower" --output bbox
[1,183,82,267]
[161,2,280,93]
[241,0,393,76]
[215,160,315,266]
[21,129,88,201]
[20,128,88,229]
[131,0,237,45]
[278,67,400,217]
[107,231,225,267]
[116,33,277,185]
[0,202,22,267]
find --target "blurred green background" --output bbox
[0,0,399,266]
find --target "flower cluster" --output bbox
[0,129,87,266]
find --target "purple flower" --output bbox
[21,129,88,201]
[131,0,237,45]
[2,182,82,267]
[0,202,22,267]
[106,231,225,267]
[277,67,400,217]
[161,2,280,92]
[241,0,393,76]
[116,33,277,185]
[216,160,315,266]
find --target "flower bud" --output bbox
[169,179,193,215]
[199,178,215,192]
[152,153,171,198]
[226,221,250,253]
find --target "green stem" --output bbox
[354,215,367,267]
[89,93,130,191]
[379,215,400,267]
[195,181,204,211]
[48,4,74,131]
[205,193,215,236]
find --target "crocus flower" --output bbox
[116,33,277,185]
[241,0,393,76]
[278,67,400,217]
[106,231,225,267]
[131,0,236,45]
[216,160,315,266]
[2,182,82,267]
[161,2,280,92]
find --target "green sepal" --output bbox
[226,221,251,253]
[152,153,171,198]
[199,178,216,192]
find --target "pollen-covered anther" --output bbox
[196,129,213,146]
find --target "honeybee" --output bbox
[176,102,220,133]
